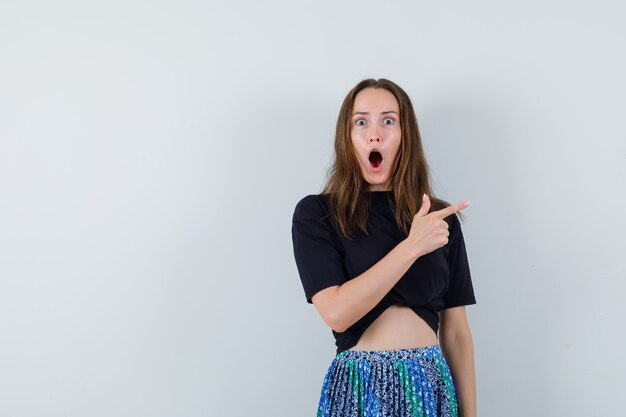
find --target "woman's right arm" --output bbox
[313,239,421,332]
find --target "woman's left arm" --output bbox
[439,306,476,417]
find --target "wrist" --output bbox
[399,238,422,262]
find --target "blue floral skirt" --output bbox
[315,344,459,417]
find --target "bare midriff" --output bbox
[348,304,438,351]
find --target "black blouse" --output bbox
[291,191,477,355]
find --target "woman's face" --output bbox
[350,87,402,192]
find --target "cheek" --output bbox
[350,134,365,151]
[389,136,402,158]
[392,131,402,147]
[349,137,363,160]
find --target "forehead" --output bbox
[352,88,399,113]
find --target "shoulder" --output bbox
[292,193,332,222]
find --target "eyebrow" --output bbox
[352,111,399,117]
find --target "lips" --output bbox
[369,150,383,168]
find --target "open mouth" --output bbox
[369,150,383,169]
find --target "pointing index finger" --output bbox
[433,200,470,218]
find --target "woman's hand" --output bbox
[405,193,470,258]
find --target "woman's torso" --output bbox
[322,191,447,350]
[334,193,440,351]
[299,192,449,352]
[349,304,438,351]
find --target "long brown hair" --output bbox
[321,78,464,240]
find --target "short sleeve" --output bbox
[442,213,477,309]
[291,195,348,304]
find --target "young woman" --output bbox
[291,78,477,417]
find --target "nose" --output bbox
[368,125,382,142]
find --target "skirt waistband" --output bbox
[335,344,442,363]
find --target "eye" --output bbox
[383,117,395,125]
[355,119,366,126]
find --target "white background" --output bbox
[1,1,624,416]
